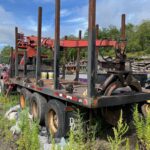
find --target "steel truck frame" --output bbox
[1,0,150,138]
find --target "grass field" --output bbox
[0,94,150,150]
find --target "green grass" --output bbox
[0,94,19,111]
[1,94,150,150]
[17,109,40,150]
[133,105,150,149]
[0,94,18,149]
[0,94,40,150]
[107,111,129,150]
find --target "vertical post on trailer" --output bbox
[36,7,42,83]
[74,30,82,81]
[62,36,67,79]
[87,0,96,97]
[10,47,13,78]
[120,14,126,55]
[54,0,60,89]
[24,50,27,76]
[121,14,126,41]
[95,24,99,79]
[15,27,18,77]
[120,14,126,70]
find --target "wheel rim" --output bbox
[142,104,150,116]
[101,82,122,126]
[20,95,26,109]
[32,101,38,119]
[48,109,58,136]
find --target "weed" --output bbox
[0,96,17,149]
[0,94,19,110]
[133,105,150,149]
[107,110,129,150]
[17,109,40,150]
[125,138,130,150]
[65,109,97,150]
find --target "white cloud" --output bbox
[33,0,53,3]
[61,9,71,17]
[65,17,86,23]
[60,0,150,35]
[88,0,150,28]
[0,5,16,47]
[0,6,53,48]
[33,0,68,3]
[0,0,150,49]
[21,16,53,37]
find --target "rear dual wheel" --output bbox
[20,88,31,109]
[141,104,150,117]
[29,93,69,138]
[30,93,47,125]
[45,100,67,138]
[101,81,133,126]
[101,81,122,126]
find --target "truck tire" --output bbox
[30,93,47,125]
[141,104,150,117]
[0,79,7,95]
[101,81,135,126]
[20,88,31,109]
[45,100,66,138]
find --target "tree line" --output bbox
[0,20,149,64]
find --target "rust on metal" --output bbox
[87,0,96,97]
[15,27,19,77]
[54,0,60,89]
[24,50,27,76]
[62,36,68,79]
[121,14,126,40]
[74,30,82,81]
[120,14,126,55]
[95,24,99,77]
[36,6,42,83]
[10,47,14,78]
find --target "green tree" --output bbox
[138,20,150,53]
[126,23,141,52]
[0,46,11,64]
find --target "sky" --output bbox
[0,0,150,49]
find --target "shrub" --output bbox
[133,105,150,149]
[17,109,40,150]
[107,110,129,150]
[65,109,97,150]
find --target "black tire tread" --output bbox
[45,99,66,138]
[30,93,47,125]
[20,88,31,108]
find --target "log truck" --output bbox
[0,0,150,138]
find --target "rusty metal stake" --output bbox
[74,30,82,81]
[24,50,27,76]
[62,36,67,79]
[95,24,99,79]
[54,0,60,89]
[15,27,19,77]
[36,7,42,83]
[87,0,96,97]
[121,14,126,40]
[10,47,13,78]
